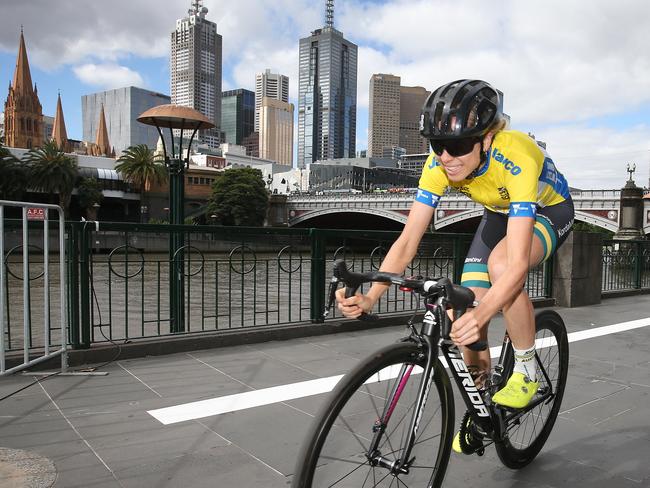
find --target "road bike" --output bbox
[292,260,569,487]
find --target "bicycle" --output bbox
[292,260,569,487]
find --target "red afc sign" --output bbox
[26,207,45,221]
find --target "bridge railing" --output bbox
[602,239,650,292]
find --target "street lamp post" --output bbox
[137,105,215,333]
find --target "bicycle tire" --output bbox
[292,341,455,487]
[495,310,569,469]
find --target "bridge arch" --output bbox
[290,208,408,227]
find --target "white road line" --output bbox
[147,317,650,425]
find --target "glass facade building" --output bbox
[221,89,255,145]
[82,86,171,155]
[298,25,357,168]
[170,1,223,147]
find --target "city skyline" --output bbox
[2,0,650,188]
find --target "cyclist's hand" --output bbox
[450,310,483,346]
[335,287,373,319]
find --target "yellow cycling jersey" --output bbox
[416,130,570,218]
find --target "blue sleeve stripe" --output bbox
[415,188,441,207]
[508,202,537,218]
[540,158,570,198]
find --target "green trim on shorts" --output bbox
[460,279,491,289]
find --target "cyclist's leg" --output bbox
[454,211,506,454]
[489,200,574,408]
[459,209,508,386]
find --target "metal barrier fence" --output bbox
[1,221,556,351]
[1,201,67,374]
[61,223,551,348]
[602,239,650,292]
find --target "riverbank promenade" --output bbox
[1,294,649,487]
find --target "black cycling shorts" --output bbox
[460,198,574,289]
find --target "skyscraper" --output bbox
[260,97,294,166]
[297,0,358,168]
[255,69,289,132]
[399,85,430,154]
[170,0,223,147]
[221,89,255,145]
[368,74,401,157]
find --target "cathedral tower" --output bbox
[3,29,43,149]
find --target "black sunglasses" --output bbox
[431,137,481,157]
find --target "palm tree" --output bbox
[116,144,168,222]
[0,144,28,201]
[77,177,104,220]
[24,140,78,214]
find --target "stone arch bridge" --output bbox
[286,190,650,233]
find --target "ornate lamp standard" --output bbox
[136,104,214,332]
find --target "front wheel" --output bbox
[495,310,569,469]
[292,341,455,487]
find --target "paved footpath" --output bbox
[1,295,649,488]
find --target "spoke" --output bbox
[325,459,368,487]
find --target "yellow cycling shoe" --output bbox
[492,372,538,409]
[452,431,464,453]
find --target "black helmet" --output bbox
[420,79,501,140]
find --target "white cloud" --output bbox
[73,63,144,89]
[3,0,650,187]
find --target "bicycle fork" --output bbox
[366,335,438,474]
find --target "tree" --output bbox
[115,144,167,222]
[208,167,269,226]
[25,140,78,214]
[0,144,28,201]
[77,177,104,219]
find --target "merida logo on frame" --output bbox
[492,148,522,175]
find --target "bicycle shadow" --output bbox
[486,426,650,487]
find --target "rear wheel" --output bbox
[292,341,455,487]
[495,310,569,468]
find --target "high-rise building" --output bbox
[399,85,430,154]
[255,69,289,132]
[259,97,294,166]
[297,0,357,168]
[82,86,171,155]
[3,29,43,149]
[170,0,223,147]
[221,89,255,145]
[368,74,400,157]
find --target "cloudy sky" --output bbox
[1,0,650,189]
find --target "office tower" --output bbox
[221,89,255,145]
[171,0,223,147]
[368,74,400,157]
[82,87,171,155]
[399,85,430,154]
[259,97,294,166]
[255,69,289,132]
[4,29,43,149]
[297,0,358,168]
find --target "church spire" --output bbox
[52,92,69,150]
[95,104,112,156]
[12,29,35,97]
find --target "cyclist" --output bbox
[336,79,574,450]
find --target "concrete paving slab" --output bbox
[1,295,649,487]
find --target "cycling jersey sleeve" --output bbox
[494,141,544,218]
[416,153,447,208]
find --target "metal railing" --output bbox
[602,239,650,292]
[1,201,67,374]
[2,221,557,351]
